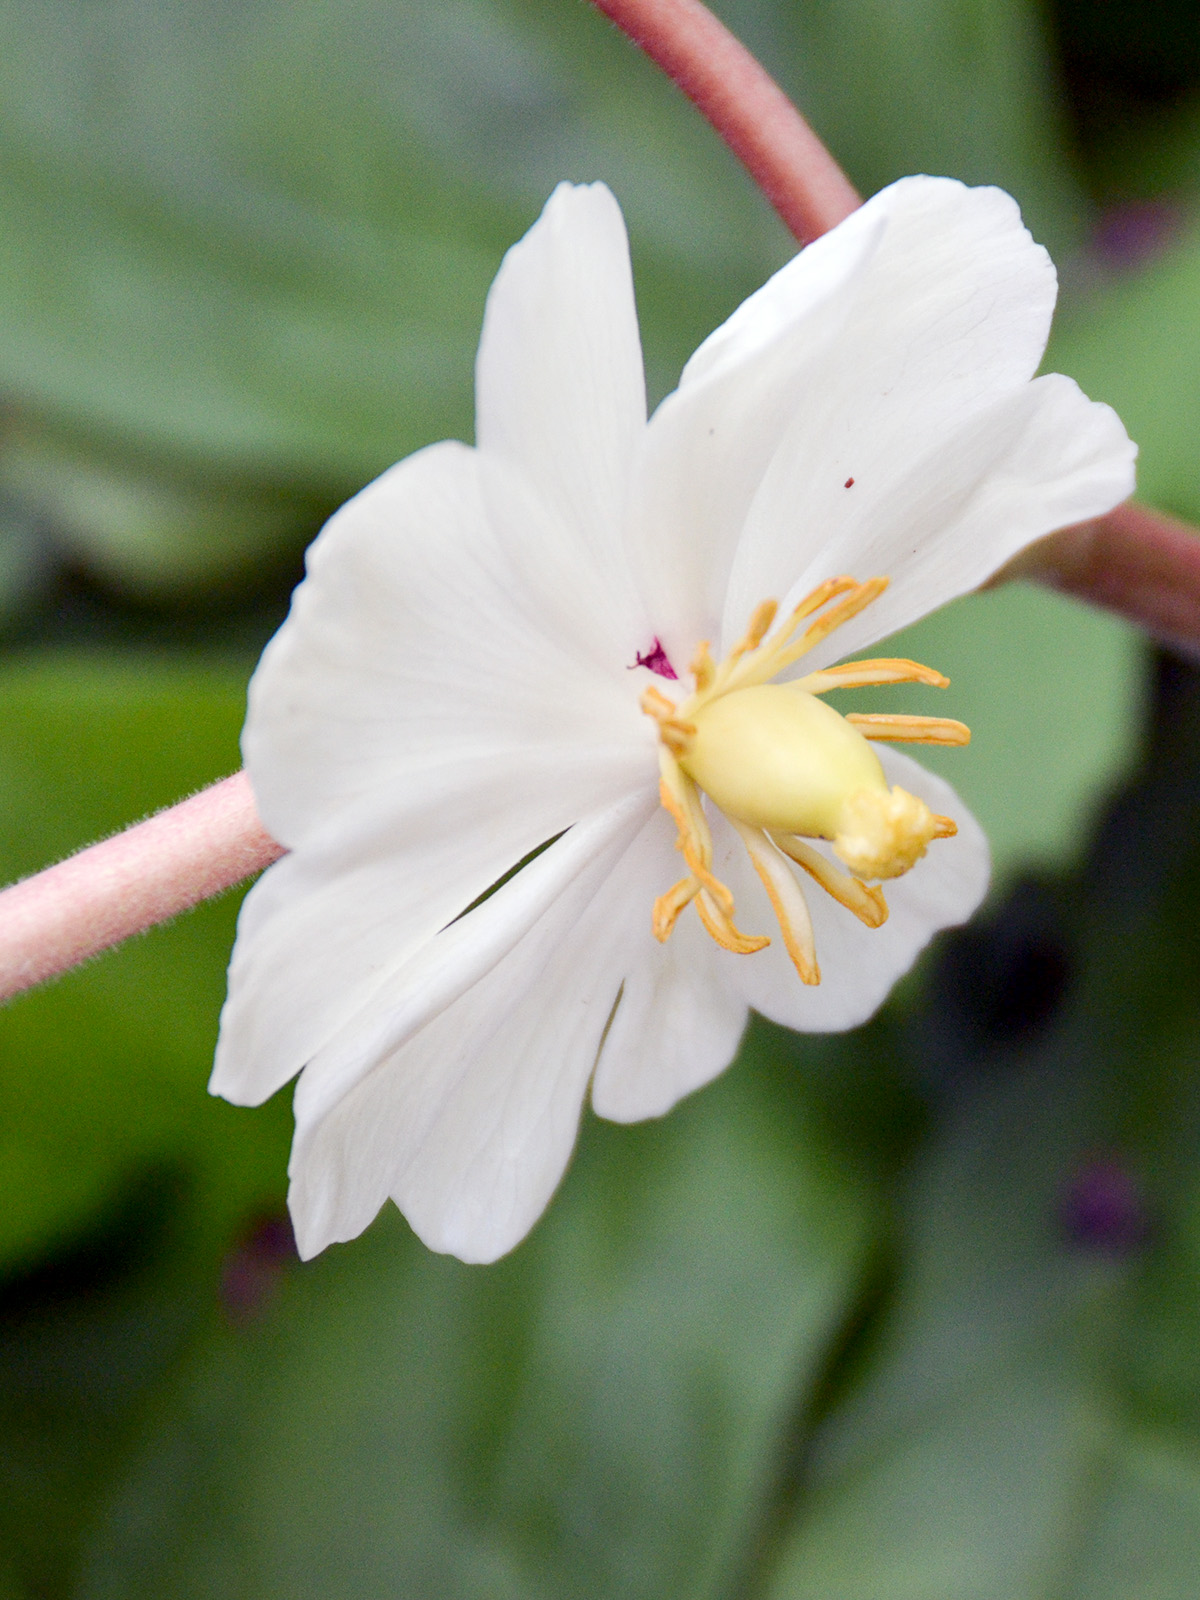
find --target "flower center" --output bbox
[640,577,968,985]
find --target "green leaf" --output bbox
[0,652,291,1271]
[77,1027,887,1600]
[0,0,1092,596]
[1049,219,1200,527]
[756,716,1200,1597]
[0,0,786,595]
[0,1171,231,1599]
[781,0,1087,254]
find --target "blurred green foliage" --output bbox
[1,0,1200,1595]
[0,655,291,1274]
[77,1028,889,1599]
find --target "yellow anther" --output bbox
[695,888,771,955]
[794,657,950,693]
[730,819,819,983]
[796,576,890,656]
[727,577,891,692]
[730,598,779,660]
[771,833,888,929]
[652,876,701,942]
[792,575,859,622]
[641,687,695,758]
[845,713,971,746]
[655,758,765,949]
[689,640,717,691]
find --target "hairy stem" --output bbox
[0,772,283,1003]
[1005,501,1200,662]
[4,0,1200,1005]
[590,0,859,242]
[593,0,1200,652]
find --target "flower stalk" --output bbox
[2,0,1199,1018]
[590,0,1200,655]
[0,772,283,1003]
[590,0,859,243]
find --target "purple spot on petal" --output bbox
[631,638,678,679]
[1061,1156,1150,1256]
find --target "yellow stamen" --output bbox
[641,686,695,758]
[657,757,765,945]
[793,575,890,660]
[794,657,950,693]
[652,876,700,942]
[730,598,779,660]
[770,833,888,928]
[641,685,676,721]
[791,575,859,623]
[730,577,891,691]
[690,640,717,692]
[730,820,819,983]
[639,577,966,978]
[846,713,971,746]
[695,888,771,955]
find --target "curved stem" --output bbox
[1007,502,1200,662]
[0,771,283,1003]
[590,0,859,242]
[6,0,1200,1009]
[593,0,1200,655]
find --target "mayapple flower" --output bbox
[212,177,1135,1264]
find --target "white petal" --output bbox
[627,177,1058,664]
[590,808,750,1123]
[713,749,989,1033]
[213,753,650,1108]
[475,181,648,637]
[735,375,1135,673]
[287,792,655,1264]
[216,437,656,1107]
[245,440,648,850]
[626,202,886,666]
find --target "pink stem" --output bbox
[590,0,859,242]
[0,771,284,1003]
[595,0,1200,653]
[1012,502,1200,662]
[6,0,1200,1009]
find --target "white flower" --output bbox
[212,177,1135,1265]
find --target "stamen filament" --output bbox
[657,754,765,943]
[641,687,696,757]
[652,876,701,941]
[690,641,717,691]
[845,713,971,746]
[729,819,819,983]
[729,576,890,691]
[770,832,888,928]
[794,657,950,693]
[641,577,963,978]
[695,887,771,954]
[788,575,890,664]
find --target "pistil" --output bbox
[641,575,968,982]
